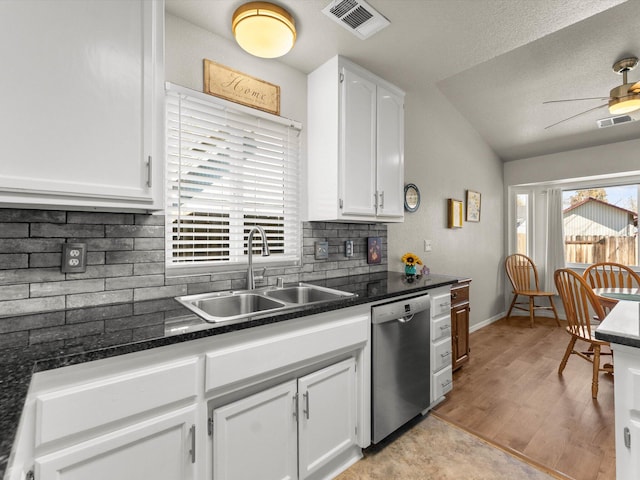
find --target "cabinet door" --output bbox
[375,85,404,219]
[452,304,470,370]
[298,358,357,480]
[0,0,162,209]
[213,380,298,480]
[339,67,377,218]
[35,406,196,480]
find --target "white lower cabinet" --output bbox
[212,358,358,480]
[35,406,197,480]
[430,287,453,405]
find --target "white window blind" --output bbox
[165,83,302,274]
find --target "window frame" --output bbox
[164,83,303,277]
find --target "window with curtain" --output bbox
[562,184,639,266]
[165,84,302,275]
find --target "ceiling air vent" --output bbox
[322,0,390,39]
[596,114,636,128]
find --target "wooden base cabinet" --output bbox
[212,358,358,480]
[451,280,471,371]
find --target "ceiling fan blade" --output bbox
[544,103,608,130]
[630,81,640,93]
[543,97,610,104]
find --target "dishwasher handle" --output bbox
[398,314,415,323]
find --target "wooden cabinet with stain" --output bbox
[451,280,471,371]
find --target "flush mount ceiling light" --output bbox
[609,57,640,114]
[232,2,296,58]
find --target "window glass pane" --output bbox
[562,185,638,266]
[515,193,528,255]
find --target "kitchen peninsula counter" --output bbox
[0,271,462,477]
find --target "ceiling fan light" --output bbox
[608,94,640,115]
[232,2,296,58]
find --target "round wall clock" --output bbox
[404,183,421,212]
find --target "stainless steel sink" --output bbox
[263,285,353,304]
[176,283,356,324]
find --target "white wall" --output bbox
[166,13,507,330]
[388,85,506,328]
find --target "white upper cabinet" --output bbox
[307,55,405,222]
[0,0,164,211]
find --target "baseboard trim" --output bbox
[431,411,576,480]
[469,312,504,333]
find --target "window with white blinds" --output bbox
[165,84,302,275]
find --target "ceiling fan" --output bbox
[544,56,640,129]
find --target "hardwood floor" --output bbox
[434,315,616,480]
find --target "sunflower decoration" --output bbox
[401,252,423,266]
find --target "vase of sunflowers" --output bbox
[401,252,423,280]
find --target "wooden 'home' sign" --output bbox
[203,59,280,115]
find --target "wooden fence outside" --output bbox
[564,235,637,265]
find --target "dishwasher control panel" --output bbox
[371,295,430,324]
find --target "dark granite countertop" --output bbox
[0,271,462,477]
[595,299,640,348]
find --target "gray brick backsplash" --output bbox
[67,212,134,225]
[0,223,29,238]
[106,225,164,238]
[0,254,28,270]
[0,238,64,253]
[0,284,29,301]
[0,311,65,334]
[29,321,105,344]
[134,237,164,250]
[30,279,105,298]
[107,250,164,264]
[31,223,105,238]
[30,253,62,268]
[0,296,66,316]
[105,274,164,290]
[67,290,133,309]
[0,268,65,286]
[0,208,387,345]
[134,262,165,275]
[66,303,134,324]
[0,209,65,223]
[133,285,187,302]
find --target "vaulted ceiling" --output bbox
[166,0,640,161]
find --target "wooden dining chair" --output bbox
[504,254,561,328]
[554,268,613,399]
[583,262,640,289]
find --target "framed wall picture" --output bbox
[448,199,463,228]
[367,237,382,264]
[466,190,481,222]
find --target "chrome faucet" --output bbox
[246,226,270,290]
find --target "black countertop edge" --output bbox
[0,271,464,478]
[594,331,640,349]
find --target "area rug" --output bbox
[335,413,563,480]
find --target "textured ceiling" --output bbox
[166,0,640,161]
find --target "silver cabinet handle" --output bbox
[189,424,196,464]
[379,191,384,209]
[440,351,451,358]
[293,393,299,420]
[440,324,451,331]
[303,392,310,419]
[146,155,153,188]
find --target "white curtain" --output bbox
[544,187,565,292]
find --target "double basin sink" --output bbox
[176,283,357,324]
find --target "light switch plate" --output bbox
[315,241,329,260]
[62,242,87,273]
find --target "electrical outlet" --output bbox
[424,239,432,252]
[62,242,87,273]
[345,240,354,257]
[315,241,329,260]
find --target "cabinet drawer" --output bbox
[431,292,452,317]
[451,284,469,305]
[432,337,452,373]
[433,366,453,400]
[205,313,368,394]
[431,315,452,343]
[36,357,199,447]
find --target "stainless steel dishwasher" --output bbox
[371,293,431,443]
